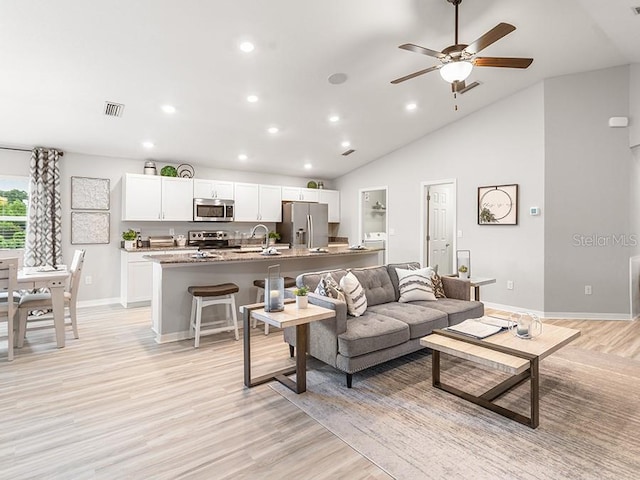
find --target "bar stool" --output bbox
[252,277,297,335]
[188,282,239,348]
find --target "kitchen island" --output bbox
[145,246,384,343]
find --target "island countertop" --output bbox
[144,246,382,266]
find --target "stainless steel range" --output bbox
[188,230,240,250]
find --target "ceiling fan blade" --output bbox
[391,65,441,84]
[474,57,533,68]
[463,23,516,55]
[399,43,445,59]
[459,81,480,94]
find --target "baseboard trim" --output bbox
[483,302,633,321]
[77,297,121,309]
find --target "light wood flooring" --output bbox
[1,306,638,479]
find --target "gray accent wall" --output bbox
[543,65,633,315]
[335,83,546,312]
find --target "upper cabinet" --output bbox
[281,186,319,202]
[319,189,340,222]
[193,179,234,200]
[234,183,282,222]
[122,174,193,221]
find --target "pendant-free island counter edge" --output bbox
[144,246,384,343]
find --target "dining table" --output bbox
[17,266,70,348]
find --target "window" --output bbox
[0,176,29,249]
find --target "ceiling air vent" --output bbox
[104,101,125,117]
[342,149,355,156]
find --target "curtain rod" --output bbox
[0,146,64,156]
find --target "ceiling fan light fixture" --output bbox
[439,60,473,83]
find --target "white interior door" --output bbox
[426,184,454,274]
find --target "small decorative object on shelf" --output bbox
[177,163,195,178]
[122,229,137,249]
[307,180,318,189]
[294,285,309,309]
[317,181,324,189]
[143,161,157,175]
[160,165,178,177]
[458,265,469,279]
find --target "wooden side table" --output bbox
[469,277,496,301]
[241,301,335,393]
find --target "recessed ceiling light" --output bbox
[239,41,255,53]
[161,105,176,114]
[142,141,154,149]
[328,115,340,123]
[304,163,312,170]
[238,154,248,161]
[328,73,348,85]
[267,126,279,134]
[341,141,351,148]
[405,103,417,111]
[246,94,259,103]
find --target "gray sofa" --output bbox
[284,262,484,387]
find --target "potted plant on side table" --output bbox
[458,265,469,280]
[122,229,137,250]
[294,285,309,309]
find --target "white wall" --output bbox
[543,65,633,316]
[335,83,546,311]
[0,149,332,304]
[630,63,640,148]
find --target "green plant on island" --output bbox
[122,229,137,241]
[479,207,497,223]
[458,265,468,273]
[268,231,280,240]
[294,285,309,296]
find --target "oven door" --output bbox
[193,198,231,222]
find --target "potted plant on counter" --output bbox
[294,285,309,309]
[458,265,469,280]
[122,229,137,250]
[268,231,280,247]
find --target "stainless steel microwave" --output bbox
[193,198,234,222]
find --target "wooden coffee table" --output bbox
[420,323,580,428]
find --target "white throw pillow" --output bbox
[396,267,437,302]
[339,271,367,317]
[314,273,346,302]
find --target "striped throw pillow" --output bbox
[339,271,367,316]
[396,267,437,302]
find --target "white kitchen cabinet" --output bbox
[234,183,282,222]
[120,249,197,307]
[193,179,234,200]
[281,186,319,202]
[122,174,193,221]
[319,189,340,222]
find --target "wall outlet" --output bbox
[169,228,175,236]
[457,230,463,238]
[507,280,514,290]
[85,276,92,285]
[585,285,592,295]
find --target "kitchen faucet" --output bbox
[250,224,269,248]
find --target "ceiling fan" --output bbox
[391,0,533,94]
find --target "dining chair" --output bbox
[16,249,85,347]
[0,257,19,361]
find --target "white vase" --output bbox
[296,296,308,309]
[124,240,136,250]
[459,271,468,279]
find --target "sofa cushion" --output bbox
[350,266,396,306]
[367,303,448,339]
[387,262,422,301]
[314,272,346,302]
[338,313,410,357]
[413,298,484,326]
[396,267,437,302]
[297,269,348,292]
[340,271,367,317]
[430,272,447,299]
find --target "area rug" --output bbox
[270,347,640,479]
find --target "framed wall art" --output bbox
[71,176,110,210]
[477,184,518,225]
[71,211,110,244]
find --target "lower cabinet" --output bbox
[120,250,197,307]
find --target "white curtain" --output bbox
[24,147,62,267]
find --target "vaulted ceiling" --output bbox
[1,0,638,179]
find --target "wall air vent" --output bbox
[104,101,125,117]
[342,149,355,156]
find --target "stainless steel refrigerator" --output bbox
[278,202,329,249]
